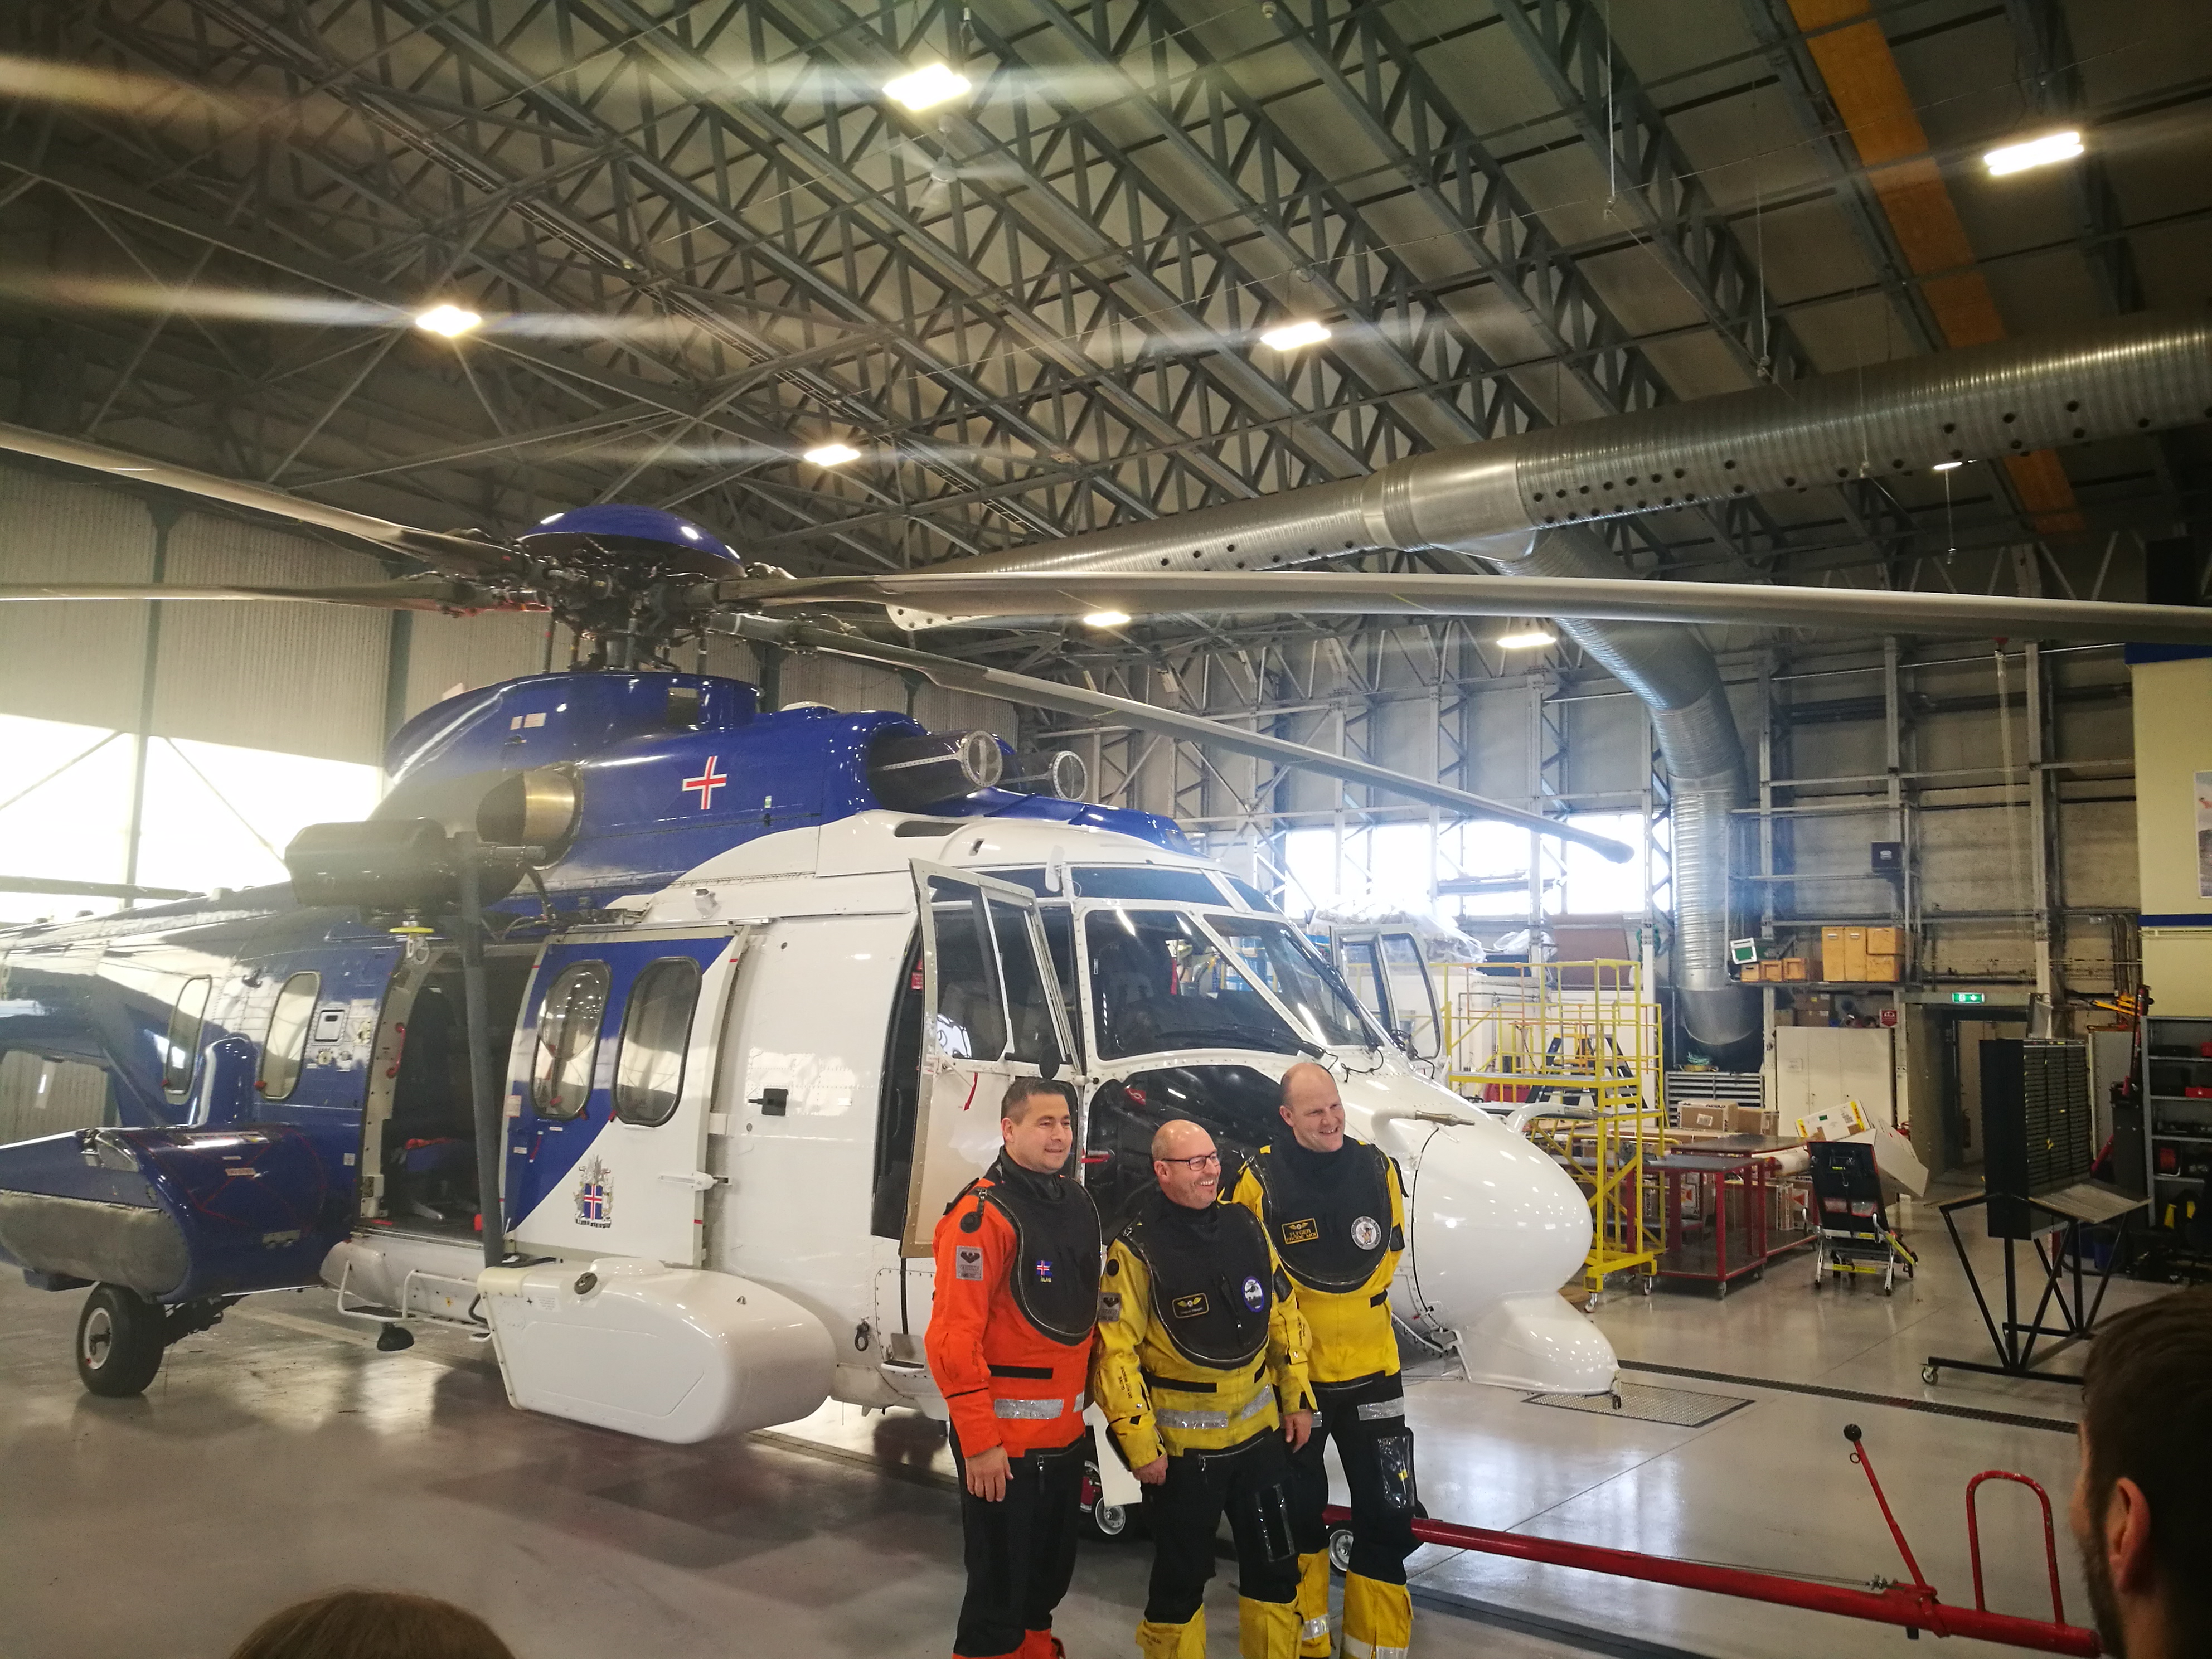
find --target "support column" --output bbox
[2026,643,2057,1034]
[120,502,178,904]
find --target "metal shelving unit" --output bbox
[2142,1015,2212,1230]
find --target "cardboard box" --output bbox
[1677,1104,1728,1132]
[1865,925,1902,955]
[1760,961,1784,982]
[1729,1104,1777,1136]
[1796,1100,1871,1142]
[1842,1124,1930,1197]
[1842,926,1867,981]
[1782,957,1811,981]
[1821,925,1846,981]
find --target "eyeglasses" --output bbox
[1157,1152,1222,1171]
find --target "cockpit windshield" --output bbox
[1084,908,1379,1061]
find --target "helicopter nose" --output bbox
[1398,1119,1617,1394]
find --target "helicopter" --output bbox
[0,308,2206,1519]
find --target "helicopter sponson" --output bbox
[0,671,1611,1456]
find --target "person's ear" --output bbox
[2107,1478,2157,1593]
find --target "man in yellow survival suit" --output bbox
[1226,1061,1416,1659]
[926,1078,1101,1659]
[1092,1117,1316,1659]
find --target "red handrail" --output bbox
[1320,1424,2097,1657]
[1968,1470,2067,1626]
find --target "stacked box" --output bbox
[1842,926,1867,981]
[1677,1104,1728,1132]
[1782,957,1811,981]
[1864,924,1903,982]
[1821,926,1846,980]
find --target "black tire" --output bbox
[76,1284,167,1398]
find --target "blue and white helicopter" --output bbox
[0,423,1627,1529]
[2,329,2205,1524]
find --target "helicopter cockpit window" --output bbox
[161,976,212,1099]
[1337,936,1391,1031]
[1070,867,1224,903]
[1086,910,1379,1062]
[1207,916,1379,1050]
[531,962,610,1119]
[613,957,701,1127]
[925,882,1008,1061]
[1224,875,1279,913]
[256,971,320,1102]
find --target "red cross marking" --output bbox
[681,756,728,811]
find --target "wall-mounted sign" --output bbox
[1951,991,1986,1005]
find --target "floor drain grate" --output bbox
[1524,1381,1750,1428]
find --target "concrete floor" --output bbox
[0,1186,2161,1658]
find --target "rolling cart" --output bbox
[1807,1141,1917,1295]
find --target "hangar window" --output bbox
[531,962,609,1119]
[256,971,319,1102]
[161,976,212,1099]
[613,958,701,1127]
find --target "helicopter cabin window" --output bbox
[532,962,610,1119]
[613,957,701,1127]
[161,976,213,1099]
[923,880,1008,1061]
[256,972,319,1102]
[1337,936,1390,1032]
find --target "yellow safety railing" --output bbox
[1439,958,1666,1297]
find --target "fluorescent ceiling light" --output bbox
[1983,131,2083,176]
[803,442,861,467]
[885,64,971,111]
[1494,626,1557,650]
[413,303,481,337]
[1081,610,1131,628]
[1260,319,1332,352]
[1933,460,1964,472]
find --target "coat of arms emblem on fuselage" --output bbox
[575,1156,613,1228]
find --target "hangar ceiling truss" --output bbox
[0,0,2203,663]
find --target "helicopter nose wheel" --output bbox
[1081,1459,1136,1541]
[75,1284,168,1398]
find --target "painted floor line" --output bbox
[1617,1359,2076,1434]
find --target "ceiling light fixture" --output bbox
[1260,319,1332,352]
[1933,460,1964,472]
[1983,130,2083,176]
[803,442,861,467]
[413,303,482,338]
[1494,625,1557,650]
[885,63,971,112]
[1081,610,1131,628]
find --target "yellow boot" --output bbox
[1238,1597,1300,1659]
[1339,1574,1412,1659]
[1293,1551,1333,1657]
[1137,1611,1206,1659]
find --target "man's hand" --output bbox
[1133,1455,1169,1486]
[964,1443,1011,1502]
[1283,1409,1314,1452]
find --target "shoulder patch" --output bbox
[953,1244,984,1281]
[958,1205,984,1234]
[1098,1289,1122,1323]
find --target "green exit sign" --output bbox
[1951,991,1986,1005]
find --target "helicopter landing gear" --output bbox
[75,1284,166,1398]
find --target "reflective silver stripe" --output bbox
[1235,1389,1275,1422]
[1157,1406,1230,1431]
[1300,1616,1331,1642]
[1309,1410,1325,1429]
[1342,1641,1407,1659]
[1354,1398,1406,1422]
[994,1396,1068,1420]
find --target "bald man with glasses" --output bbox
[1091,1118,1316,1659]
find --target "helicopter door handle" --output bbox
[658,1170,723,1190]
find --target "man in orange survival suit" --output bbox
[927,1078,1102,1659]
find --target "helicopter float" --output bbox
[0,308,2207,1525]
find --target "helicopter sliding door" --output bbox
[505,924,754,1267]
[900,863,1078,1256]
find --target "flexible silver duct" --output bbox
[1483,528,1755,1048]
[929,307,2212,579]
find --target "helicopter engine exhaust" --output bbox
[866,729,1006,811]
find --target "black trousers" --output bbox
[1141,1428,1301,1624]
[949,1425,1086,1657]
[1288,1372,1417,1585]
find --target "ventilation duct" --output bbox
[919,308,2212,1048]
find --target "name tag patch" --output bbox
[1282,1216,1320,1245]
[954,1245,984,1281]
[1171,1292,1209,1319]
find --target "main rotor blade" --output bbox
[0,576,501,609]
[719,569,2212,646]
[724,617,1635,862]
[0,420,519,576]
